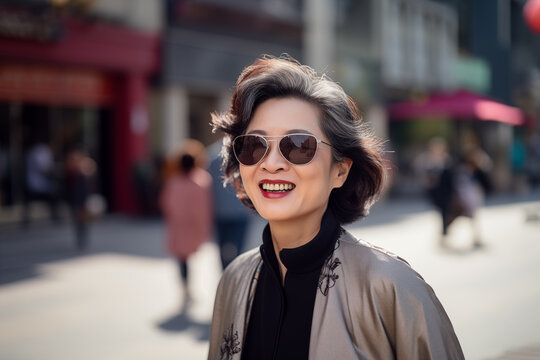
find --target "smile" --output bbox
[259,182,296,193]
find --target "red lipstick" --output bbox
[258,179,296,199]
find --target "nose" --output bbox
[260,139,289,172]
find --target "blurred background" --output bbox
[0,0,539,359]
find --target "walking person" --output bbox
[160,139,212,308]
[453,148,492,248]
[415,137,456,245]
[208,56,464,359]
[65,148,98,250]
[22,140,59,225]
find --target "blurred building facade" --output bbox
[156,0,540,199]
[333,0,460,194]
[157,0,459,157]
[2,0,538,219]
[332,0,458,125]
[386,0,539,193]
[0,0,162,214]
[159,0,534,195]
[157,0,304,152]
[329,0,539,194]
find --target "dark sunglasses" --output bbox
[232,133,333,166]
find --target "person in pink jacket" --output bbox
[160,139,212,305]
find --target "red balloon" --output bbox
[524,0,540,33]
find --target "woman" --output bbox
[160,139,212,305]
[208,56,464,359]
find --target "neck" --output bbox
[269,218,321,251]
[268,206,327,282]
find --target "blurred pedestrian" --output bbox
[525,131,540,186]
[511,134,527,192]
[453,148,492,248]
[208,138,251,269]
[415,137,455,241]
[160,139,212,307]
[65,148,98,250]
[0,145,8,206]
[133,155,163,216]
[208,56,463,359]
[22,140,59,225]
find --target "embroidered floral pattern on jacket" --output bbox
[220,323,241,360]
[318,256,341,296]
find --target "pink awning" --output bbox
[388,90,527,126]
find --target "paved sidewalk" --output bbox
[1,191,539,360]
[0,216,223,360]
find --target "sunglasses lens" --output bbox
[280,134,317,165]
[234,135,268,165]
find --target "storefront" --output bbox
[0,9,160,214]
[387,90,529,193]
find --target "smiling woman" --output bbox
[208,55,464,360]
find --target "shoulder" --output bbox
[336,230,428,295]
[219,247,262,287]
[338,230,413,272]
[336,231,464,358]
[225,247,261,272]
[336,230,450,325]
[214,248,262,313]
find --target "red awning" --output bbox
[388,90,528,126]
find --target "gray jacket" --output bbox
[208,230,464,360]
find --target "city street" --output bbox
[1,192,539,360]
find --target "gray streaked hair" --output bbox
[211,55,386,224]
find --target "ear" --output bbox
[332,157,353,189]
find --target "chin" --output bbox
[253,206,296,222]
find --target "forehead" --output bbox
[246,97,323,136]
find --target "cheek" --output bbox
[304,163,334,192]
[239,167,256,194]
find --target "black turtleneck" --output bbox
[241,209,341,360]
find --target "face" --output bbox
[239,97,351,224]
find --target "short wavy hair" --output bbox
[211,55,386,224]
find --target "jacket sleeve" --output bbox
[376,263,465,360]
[208,250,261,360]
[208,271,230,360]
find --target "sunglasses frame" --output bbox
[232,133,333,166]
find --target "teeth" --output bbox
[261,183,295,192]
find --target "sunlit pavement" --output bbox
[1,190,539,360]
